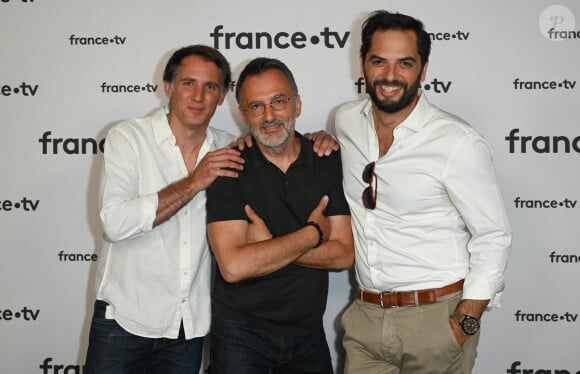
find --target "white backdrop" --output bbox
[1,1,579,373]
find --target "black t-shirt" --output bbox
[206,133,350,335]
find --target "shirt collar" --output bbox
[152,107,173,144]
[246,131,313,170]
[361,93,431,133]
[152,107,216,147]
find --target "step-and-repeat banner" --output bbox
[1,1,578,373]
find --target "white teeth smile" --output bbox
[381,86,400,92]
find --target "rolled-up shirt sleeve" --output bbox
[443,133,512,307]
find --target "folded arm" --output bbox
[208,196,339,283]
[294,214,354,270]
[208,219,323,283]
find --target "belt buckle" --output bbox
[379,291,397,308]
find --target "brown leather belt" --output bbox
[356,280,464,308]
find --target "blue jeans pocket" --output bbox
[91,300,117,327]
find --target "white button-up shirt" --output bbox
[335,95,511,306]
[95,107,235,338]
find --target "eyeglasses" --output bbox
[362,162,377,209]
[242,95,296,117]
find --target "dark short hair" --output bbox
[360,10,431,67]
[163,45,231,91]
[235,57,298,104]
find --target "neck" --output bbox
[167,113,207,151]
[258,136,300,174]
[372,95,420,157]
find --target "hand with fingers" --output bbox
[190,147,245,191]
[244,204,272,244]
[229,134,254,151]
[304,130,340,157]
[231,131,339,157]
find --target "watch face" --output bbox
[461,316,480,335]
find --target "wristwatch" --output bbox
[452,311,480,336]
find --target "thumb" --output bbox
[314,195,329,214]
[244,204,261,223]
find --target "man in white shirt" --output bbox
[84,45,245,373]
[335,11,512,373]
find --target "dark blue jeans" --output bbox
[84,300,204,374]
[209,317,333,374]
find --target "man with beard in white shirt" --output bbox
[335,11,512,374]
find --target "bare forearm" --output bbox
[295,215,354,270]
[154,176,201,227]
[455,299,489,319]
[294,240,354,270]
[155,147,244,227]
[211,224,321,283]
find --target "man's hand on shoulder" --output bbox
[304,130,339,157]
[229,134,253,151]
[231,130,339,157]
[189,148,245,192]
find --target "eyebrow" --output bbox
[368,54,418,63]
[399,56,418,63]
[179,77,220,86]
[246,93,290,104]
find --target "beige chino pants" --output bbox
[341,291,480,374]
